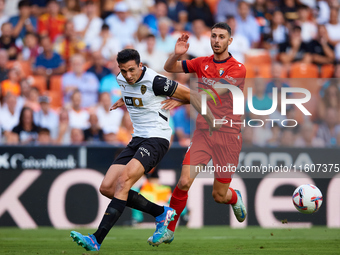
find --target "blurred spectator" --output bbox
[62,54,99,108]
[105,1,138,48]
[266,122,281,147]
[252,0,266,18]
[87,51,111,82]
[1,68,21,97]
[68,90,89,129]
[281,0,298,23]
[156,17,176,54]
[319,63,340,97]
[139,34,168,73]
[4,0,20,18]
[0,22,21,60]
[125,0,155,21]
[216,0,239,23]
[226,15,249,63]
[21,32,40,63]
[242,126,254,147]
[0,94,21,135]
[33,35,66,77]
[317,83,340,122]
[117,110,133,145]
[325,7,340,48]
[295,121,325,147]
[24,86,40,112]
[235,1,261,47]
[90,24,122,60]
[9,0,37,40]
[70,128,84,144]
[134,24,150,52]
[5,132,19,145]
[34,95,59,139]
[143,1,167,35]
[61,0,81,20]
[37,127,52,145]
[173,104,190,146]
[316,107,340,146]
[56,108,71,144]
[54,20,86,66]
[187,0,214,27]
[167,0,187,24]
[316,0,330,25]
[30,0,49,17]
[12,106,39,144]
[0,0,8,37]
[187,19,212,58]
[246,78,272,120]
[278,25,312,65]
[0,49,8,82]
[73,0,103,46]
[265,62,290,95]
[104,131,120,144]
[99,59,121,104]
[310,24,335,65]
[97,92,124,134]
[84,112,104,143]
[296,4,317,43]
[279,129,295,147]
[38,0,66,42]
[263,10,288,47]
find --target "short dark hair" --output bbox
[18,0,30,8]
[39,128,50,135]
[211,22,232,36]
[146,33,155,39]
[101,24,110,31]
[117,49,140,65]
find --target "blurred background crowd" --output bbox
[0,0,339,148]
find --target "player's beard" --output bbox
[212,44,228,55]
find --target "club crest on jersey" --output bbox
[219,68,224,77]
[141,85,147,94]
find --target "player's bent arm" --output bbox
[164,53,185,73]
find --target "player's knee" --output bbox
[177,177,192,190]
[99,184,113,198]
[212,190,225,204]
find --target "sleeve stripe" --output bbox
[169,82,178,97]
[182,60,189,73]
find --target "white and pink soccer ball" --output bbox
[292,184,323,214]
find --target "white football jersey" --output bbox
[117,67,178,142]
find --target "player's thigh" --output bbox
[177,164,201,190]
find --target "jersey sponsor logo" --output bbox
[219,68,225,77]
[225,75,237,85]
[139,147,150,157]
[124,96,144,107]
[164,78,171,92]
[120,84,126,90]
[205,65,209,70]
[141,85,147,95]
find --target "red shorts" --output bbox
[183,129,242,183]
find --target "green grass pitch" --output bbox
[1,226,340,255]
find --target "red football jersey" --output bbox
[182,53,246,133]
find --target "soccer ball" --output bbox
[292,184,323,214]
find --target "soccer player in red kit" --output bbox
[147,22,247,246]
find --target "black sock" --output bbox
[93,197,126,244]
[126,189,164,218]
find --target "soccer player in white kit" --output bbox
[70,49,218,251]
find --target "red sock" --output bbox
[226,187,238,205]
[167,186,188,232]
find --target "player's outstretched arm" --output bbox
[110,97,125,111]
[164,33,190,73]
